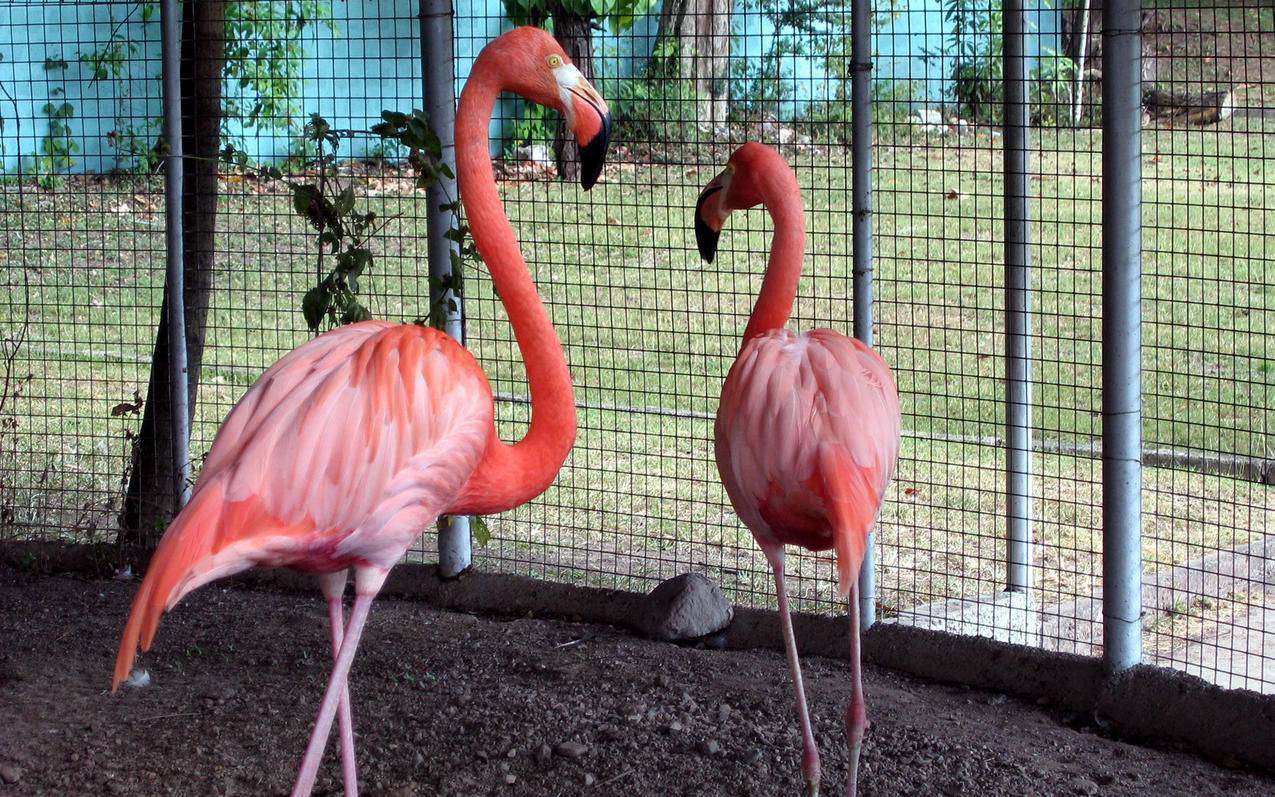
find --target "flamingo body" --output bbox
[114,321,493,681]
[715,327,899,592]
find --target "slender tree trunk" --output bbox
[119,0,225,544]
[551,12,595,183]
[654,0,731,132]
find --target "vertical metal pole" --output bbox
[421,0,471,577]
[160,0,191,509]
[850,0,876,629]
[1003,0,1033,593]
[1102,0,1144,672]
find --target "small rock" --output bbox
[504,773,517,785]
[986,693,1007,706]
[535,743,553,766]
[665,720,684,734]
[744,749,763,766]
[584,773,596,786]
[696,739,721,756]
[506,746,518,758]
[638,573,733,642]
[718,703,732,723]
[555,741,589,759]
[0,764,23,784]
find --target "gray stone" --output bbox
[0,764,21,785]
[554,741,589,760]
[638,573,733,642]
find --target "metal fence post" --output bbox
[160,0,191,510]
[420,0,471,577]
[1003,0,1034,593]
[850,0,876,628]
[1102,0,1144,672]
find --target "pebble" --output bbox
[536,743,553,766]
[504,773,517,785]
[717,703,732,723]
[0,764,22,785]
[555,741,589,759]
[696,739,721,756]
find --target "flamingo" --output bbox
[111,27,611,797]
[695,143,901,797]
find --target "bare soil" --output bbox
[2,566,1273,797]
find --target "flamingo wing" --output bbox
[715,328,901,592]
[114,321,493,687]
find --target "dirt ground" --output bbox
[2,567,1273,797]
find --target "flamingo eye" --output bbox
[546,54,563,69]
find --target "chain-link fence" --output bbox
[1,0,1270,696]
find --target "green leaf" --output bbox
[472,516,492,547]
[302,285,330,331]
[335,186,356,216]
[341,302,373,324]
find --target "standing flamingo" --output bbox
[696,143,901,797]
[112,27,611,797]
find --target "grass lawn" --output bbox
[1,117,1271,644]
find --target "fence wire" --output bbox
[0,0,1270,696]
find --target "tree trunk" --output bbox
[551,12,595,183]
[654,0,731,132]
[119,0,225,545]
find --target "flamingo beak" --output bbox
[560,68,612,190]
[695,182,725,263]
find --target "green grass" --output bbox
[1,121,1272,622]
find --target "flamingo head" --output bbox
[695,142,794,263]
[491,27,612,190]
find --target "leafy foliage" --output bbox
[78,3,162,173]
[1030,46,1079,126]
[285,115,387,331]
[223,1,335,142]
[604,39,700,146]
[503,0,654,35]
[31,58,79,189]
[74,1,335,174]
[371,109,481,332]
[730,0,905,122]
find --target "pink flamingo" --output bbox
[696,143,901,797]
[112,27,611,797]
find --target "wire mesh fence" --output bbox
[0,0,1270,695]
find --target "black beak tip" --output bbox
[694,187,722,263]
[579,112,613,191]
[695,217,720,264]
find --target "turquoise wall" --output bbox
[0,1,1060,175]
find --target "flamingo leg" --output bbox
[845,581,866,797]
[292,590,375,797]
[319,571,358,797]
[771,554,821,797]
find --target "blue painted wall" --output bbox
[0,0,1060,175]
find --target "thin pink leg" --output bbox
[320,572,358,797]
[845,582,866,797]
[771,553,821,797]
[292,592,375,797]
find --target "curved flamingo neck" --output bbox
[742,171,806,342]
[451,67,576,514]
